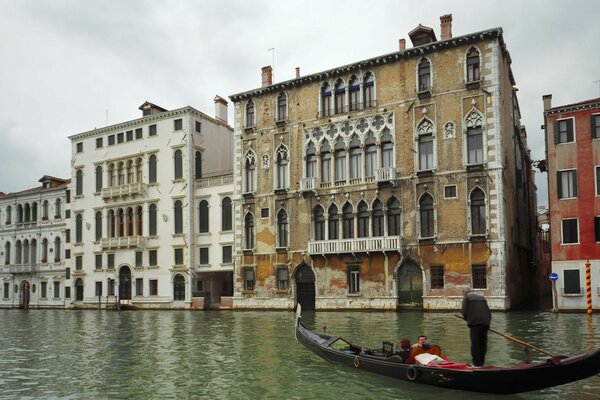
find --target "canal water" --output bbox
[0,309,598,400]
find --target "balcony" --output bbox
[101,182,147,200]
[375,167,397,183]
[195,175,233,189]
[300,177,319,192]
[308,236,402,255]
[9,264,40,274]
[100,236,146,249]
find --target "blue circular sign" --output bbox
[549,272,559,282]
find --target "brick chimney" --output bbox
[214,95,228,123]
[261,66,273,87]
[440,14,453,40]
[295,67,301,79]
[543,94,553,111]
[398,38,406,51]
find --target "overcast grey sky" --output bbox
[1,0,599,207]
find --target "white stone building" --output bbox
[0,176,71,308]
[68,98,234,309]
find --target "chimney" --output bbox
[295,67,301,79]
[440,14,453,40]
[261,66,273,87]
[214,95,228,123]
[543,94,553,111]
[398,38,406,51]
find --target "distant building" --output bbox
[67,98,235,309]
[229,14,538,310]
[0,176,71,308]
[543,95,600,310]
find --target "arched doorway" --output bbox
[20,281,30,309]
[173,274,185,300]
[294,263,315,311]
[75,278,84,301]
[119,266,132,300]
[397,259,423,309]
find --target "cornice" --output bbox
[545,101,600,116]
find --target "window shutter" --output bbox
[553,121,559,144]
[573,170,578,197]
[557,171,562,198]
[567,119,574,142]
[593,116,599,139]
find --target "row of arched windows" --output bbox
[1,199,62,226]
[320,72,375,117]
[417,47,481,92]
[3,237,62,265]
[245,93,288,128]
[243,208,288,249]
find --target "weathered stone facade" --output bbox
[230,16,537,310]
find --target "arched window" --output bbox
[387,197,401,236]
[148,155,157,183]
[95,211,102,240]
[246,100,255,127]
[305,142,317,179]
[126,207,134,236]
[5,205,11,224]
[4,242,10,265]
[328,204,339,240]
[275,145,289,190]
[199,200,209,233]
[42,201,48,220]
[127,160,134,183]
[277,209,288,247]
[349,134,361,180]
[357,201,369,238]
[174,149,183,180]
[334,137,346,182]
[15,241,22,264]
[334,79,345,114]
[195,151,202,179]
[24,203,30,222]
[364,133,377,178]
[41,239,48,262]
[372,199,384,236]
[244,213,255,249]
[108,163,115,187]
[23,240,30,264]
[321,82,331,116]
[17,204,23,223]
[75,278,84,301]
[54,198,62,218]
[419,193,434,238]
[31,202,37,221]
[349,75,359,111]
[244,151,256,193]
[418,58,431,91]
[149,204,157,236]
[417,119,434,171]
[30,239,37,264]
[466,48,480,82]
[470,188,486,235]
[95,165,103,192]
[174,200,183,234]
[136,158,143,182]
[117,162,124,185]
[277,92,287,121]
[108,210,116,238]
[173,274,185,301]
[313,205,325,241]
[381,129,394,168]
[136,206,143,236]
[54,237,61,262]
[363,72,375,107]
[76,213,83,243]
[342,202,354,239]
[75,169,83,196]
[117,208,125,237]
[320,141,331,183]
[221,197,232,231]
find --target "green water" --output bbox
[0,310,598,399]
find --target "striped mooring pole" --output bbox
[585,260,592,314]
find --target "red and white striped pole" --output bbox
[585,260,592,315]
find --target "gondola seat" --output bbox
[405,345,442,365]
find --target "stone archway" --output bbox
[396,259,423,309]
[20,281,30,309]
[294,263,316,311]
[119,266,132,300]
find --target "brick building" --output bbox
[543,95,600,310]
[229,15,538,310]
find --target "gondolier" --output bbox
[461,289,491,367]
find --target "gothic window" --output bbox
[276,145,289,189]
[466,48,480,82]
[342,202,354,239]
[381,129,394,168]
[387,197,401,236]
[76,213,83,243]
[95,165,103,192]
[349,134,362,180]
[174,200,183,234]
[108,210,116,238]
[417,119,434,170]
[244,151,256,193]
[334,137,346,182]
[277,209,289,247]
[244,213,255,249]
[136,158,143,182]
[118,208,125,236]
[305,142,317,179]
[363,72,375,107]
[277,92,287,121]
[4,242,10,265]
[349,75,359,111]
[127,207,134,236]
[117,161,124,185]
[246,100,255,127]
[75,169,83,196]
[108,163,115,186]
[357,201,369,238]
[328,204,339,240]
[418,58,431,91]
[365,132,377,178]
[199,200,209,233]
[372,199,384,237]
[127,160,134,183]
[321,82,332,117]
[174,149,183,179]
[148,155,157,183]
[313,205,325,241]
[470,188,486,235]
[334,79,345,114]
[320,141,331,183]
[15,241,22,264]
[136,206,143,235]
[221,197,232,231]
[467,127,484,164]
[419,193,435,238]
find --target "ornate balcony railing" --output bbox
[195,175,233,188]
[308,236,401,255]
[300,177,319,192]
[375,167,397,182]
[100,236,146,249]
[101,182,147,199]
[8,264,40,274]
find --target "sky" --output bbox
[1,0,599,208]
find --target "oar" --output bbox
[453,314,555,357]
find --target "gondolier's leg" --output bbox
[470,325,488,366]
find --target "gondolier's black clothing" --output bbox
[462,292,491,366]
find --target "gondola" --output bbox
[294,305,600,394]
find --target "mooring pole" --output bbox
[585,260,592,314]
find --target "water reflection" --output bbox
[0,310,598,400]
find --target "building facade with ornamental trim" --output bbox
[229,14,539,311]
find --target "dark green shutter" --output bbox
[567,119,574,142]
[557,171,562,198]
[553,121,560,144]
[573,170,578,197]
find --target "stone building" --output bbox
[0,176,71,308]
[67,98,235,309]
[543,95,600,310]
[229,15,537,310]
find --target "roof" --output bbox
[0,176,70,199]
[229,27,507,102]
[545,97,600,115]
